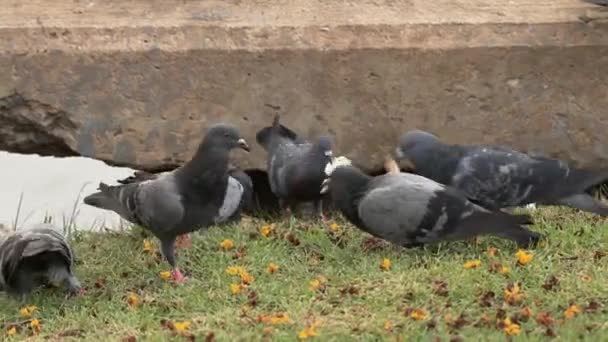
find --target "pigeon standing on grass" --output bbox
[321,156,542,248]
[256,115,333,220]
[83,124,250,283]
[394,130,608,216]
[0,223,82,302]
[116,164,254,224]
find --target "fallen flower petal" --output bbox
[240,271,255,285]
[564,305,581,319]
[143,239,155,254]
[220,239,235,251]
[503,318,520,336]
[516,249,533,266]
[463,260,481,269]
[19,306,37,318]
[329,223,341,233]
[225,266,246,276]
[504,282,524,305]
[298,322,320,340]
[231,283,244,295]
[383,320,393,331]
[487,247,499,257]
[260,224,274,237]
[6,327,17,336]
[259,313,292,325]
[267,263,279,274]
[410,308,428,321]
[159,271,172,281]
[127,292,141,308]
[380,258,391,271]
[173,321,191,334]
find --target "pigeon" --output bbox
[394,130,608,216]
[320,156,542,248]
[83,124,250,282]
[583,0,608,6]
[256,114,333,220]
[116,164,254,223]
[0,223,82,302]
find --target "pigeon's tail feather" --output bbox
[117,171,157,185]
[584,0,608,6]
[555,194,608,217]
[83,182,128,211]
[556,168,608,199]
[448,211,541,248]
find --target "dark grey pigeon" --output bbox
[116,164,254,223]
[394,130,608,216]
[0,223,82,302]
[321,156,542,248]
[83,124,250,283]
[256,114,333,220]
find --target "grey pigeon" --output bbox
[117,164,254,223]
[256,114,333,220]
[320,156,542,248]
[0,223,82,302]
[394,130,608,216]
[83,124,250,282]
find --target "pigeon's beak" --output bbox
[237,138,250,152]
[320,178,330,194]
[393,148,416,171]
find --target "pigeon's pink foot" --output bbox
[175,234,192,249]
[172,268,187,283]
[77,288,86,296]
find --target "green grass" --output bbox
[1,207,607,341]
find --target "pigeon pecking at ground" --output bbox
[116,164,254,224]
[0,222,83,302]
[83,124,250,283]
[256,114,334,220]
[320,156,543,248]
[394,130,608,217]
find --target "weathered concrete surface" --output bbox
[1,0,608,172]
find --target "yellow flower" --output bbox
[503,318,520,336]
[516,249,533,266]
[230,283,243,295]
[260,313,292,325]
[260,224,274,237]
[30,319,41,331]
[463,260,481,269]
[487,247,499,257]
[159,271,172,281]
[19,305,37,318]
[409,308,428,321]
[329,223,341,232]
[564,305,580,319]
[380,258,391,271]
[225,266,246,276]
[143,239,155,254]
[6,327,17,336]
[267,263,279,274]
[220,239,235,251]
[173,321,191,334]
[383,320,393,331]
[298,322,320,339]
[240,270,255,285]
[309,276,327,291]
[500,266,510,275]
[126,292,141,308]
[504,282,524,305]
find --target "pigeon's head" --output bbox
[205,124,250,152]
[255,114,301,149]
[315,135,334,159]
[395,130,440,170]
[320,156,353,194]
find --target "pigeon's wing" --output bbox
[451,147,569,208]
[85,173,184,233]
[20,228,72,261]
[268,143,310,198]
[0,234,29,288]
[229,169,254,211]
[117,170,162,185]
[357,174,447,245]
[214,176,245,223]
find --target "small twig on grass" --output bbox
[12,191,25,231]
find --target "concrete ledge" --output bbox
[1,0,608,171]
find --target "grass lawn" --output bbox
[1,207,607,341]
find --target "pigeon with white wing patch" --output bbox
[256,114,334,220]
[321,156,543,248]
[83,124,250,283]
